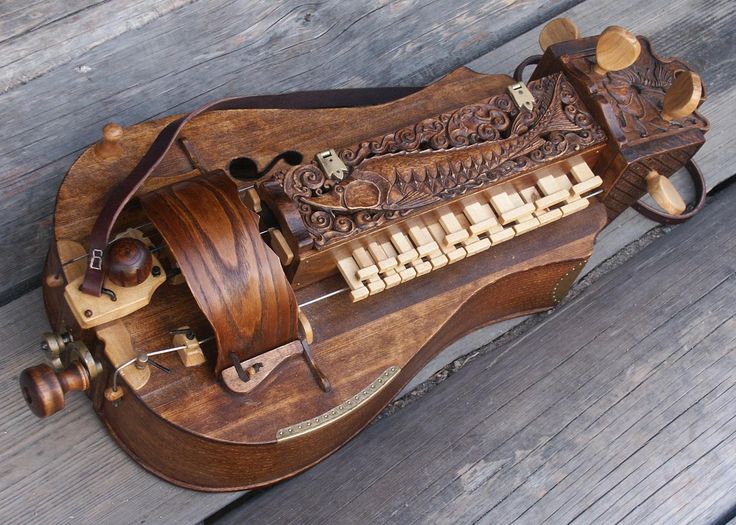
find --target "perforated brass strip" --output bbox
[277,365,400,441]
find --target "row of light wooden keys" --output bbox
[337,157,602,301]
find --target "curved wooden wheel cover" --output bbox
[142,170,298,375]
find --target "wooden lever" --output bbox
[662,71,702,121]
[646,170,687,215]
[594,26,641,75]
[20,362,90,418]
[539,18,580,51]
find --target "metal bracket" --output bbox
[507,81,535,112]
[315,149,348,181]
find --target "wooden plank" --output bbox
[0,0,582,304]
[0,290,239,524]
[213,167,736,525]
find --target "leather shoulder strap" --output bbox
[632,160,706,225]
[141,170,298,375]
[81,87,420,296]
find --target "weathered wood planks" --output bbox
[213,173,736,525]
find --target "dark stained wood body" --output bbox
[92,203,606,490]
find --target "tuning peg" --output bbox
[94,122,123,160]
[662,71,702,121]
[594,26,641,75]
[539,18,580,51]
[646,170,686,215]
[20,361,90,418]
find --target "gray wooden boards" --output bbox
[0,0,582,304]
[212,172,736,525]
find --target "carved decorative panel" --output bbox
[276,73,606,247]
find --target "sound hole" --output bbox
[228,151,303,181]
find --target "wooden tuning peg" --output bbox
[662,71,702,121]
[539,18,580,51]
[94,122,123,160]
[646,170,686,215]
[594,26,641,75]
[20,361,90,418]
[106,237,153,287]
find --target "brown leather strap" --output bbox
[81,86,421,296]
[632,160,706,224]
[141,171,299,374]
[514,55,543,82]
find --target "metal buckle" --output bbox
[507,81,535,111]
[315,149,348,181]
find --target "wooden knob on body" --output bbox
[594,26,641,75]
[539,18,580,51]
[662,71,702,121]
[646,170,687,215]
[94,122,123,160]
[106,237,152,287]
[20,362,90,418]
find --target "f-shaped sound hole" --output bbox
[229,151,303,180]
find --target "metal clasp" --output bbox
[507,81,535,112]
[315,149,348,181]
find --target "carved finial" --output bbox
[594,26,641,75]
[94,122,123,160]
[662,71,702,121]
[20,362,90,418]
[646,170,686,215]
[539,18,580,51]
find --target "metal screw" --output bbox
[84,309,93,318]
[151,266,161,277]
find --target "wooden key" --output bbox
[388,229,420,265]
[381,269,402,288]
[456,214,492,256]
[381,240,417,282]
[520,186,562,225]
[427,222,467,264]
[461,195,504,237]
[567,158,603,195]
[488,186,536,225]
[367,240,398,273]
[437,209,470,245]
[336,256,370,301]
[352,247,380,281]
[366,274,386,295]
[407,223,441,258]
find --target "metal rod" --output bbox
[298,287,350,308]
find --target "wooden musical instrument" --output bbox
[20,20,708,491]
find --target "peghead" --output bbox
[539,18,580,51]
[662,71,702,121]
[94,122,123,160]
[645,170,686,215]
[594,26,641,75]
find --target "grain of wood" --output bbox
[213,172,736,525]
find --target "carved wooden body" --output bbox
[21,23,708,491]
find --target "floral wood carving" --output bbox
[565,38,708,143]
[276,73,606,248]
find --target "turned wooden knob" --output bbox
[539,18,580,51]
[20,362,90,418]
[646,170,687,215]
[94,122,123,159]
[106,237,153,287]
[662,71,702,121]
[594,26,641,75]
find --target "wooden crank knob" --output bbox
[539,18,580,51]
[94,122,123,160]
[19,362,90,418]
[106,237,153,287]
[594,26,641,75]
[646,170,687,215]
[662,71,702,121]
